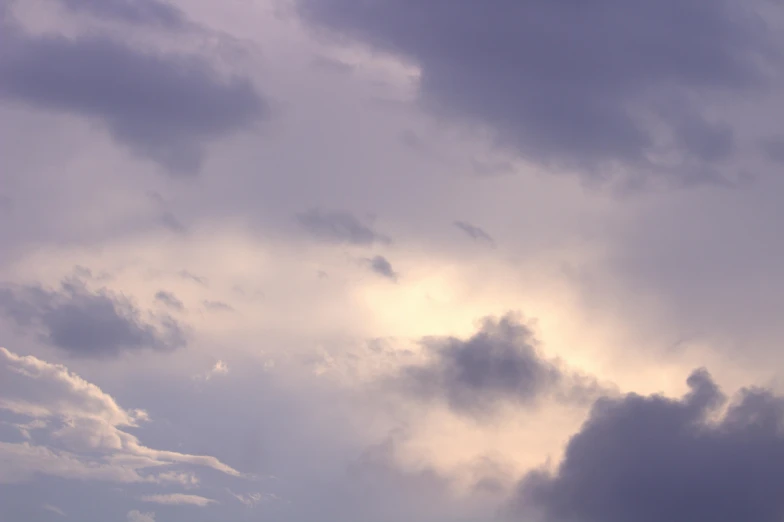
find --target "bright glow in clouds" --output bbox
[3,0,784,521]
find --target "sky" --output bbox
[4,0,784,521]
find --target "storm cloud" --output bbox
[298,0,776,185]
[0,277,186,358]
[515,369,784,522]
[396,314,601,417]
[0,22,267,175]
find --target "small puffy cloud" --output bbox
[154,291,184,311]
[0,347,241,485]
[158,212,187,234]
[195,360,229,382]
[140,494,217,507]
[127,510,155,522]
[203,300,234,312]
[453,221,494,245]
[393,314,603,417]
[367,255,398,282]
[0,276,186,358]
[296,209,391,245]
[209,360,229,378]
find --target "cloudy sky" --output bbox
[4,0,784,521]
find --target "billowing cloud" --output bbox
[5,0,784,521]
[298,0,776,185]
[394,314,603,417]
[296,209,391,245]
[514,369,784,522]
[0,277,186,358]
[0,17,267,175]
[0,347,241,485]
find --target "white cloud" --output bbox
[127,510,156,522]
[0,347,241,484]
[227,489,282,507]
[195,360,229,381]
[140,493,217,507]
[42,504,66,516]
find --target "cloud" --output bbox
[194,360,229,381]
[158,212,187,234]
[296,209,391,245]
[140,494,217,507]
[0,22,267,175]
[203,300,234,312]
[57,0,187,28]
[298,0,776,185]
[0,277,186,358]
[127,510,155,522]
[761,137,784,163]
[453,221,494,245]
[348,430,451,495]
[367,255,398,282]
[42,504,66,516]
[227,490,278,507]
[513,368,784,522]
[154,291,184,311]
[394,314,602,417]
[0,347,241,484]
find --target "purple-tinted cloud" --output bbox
[515,369,784,522]
[298,0,776,185]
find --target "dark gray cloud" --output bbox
[154,290,184,311]
[296,209,391,245]
[298,0,776,185]
[368,255,398,282]
[396,314,600,417]
[0,277,186,357]
[57,0,187,28]
[0,25,267,175]
[514,369,784,522]
[453,221,494,245]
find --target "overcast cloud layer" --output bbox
[4,0,784,521]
